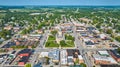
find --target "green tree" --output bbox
[106,29,113,34]
[25,63,31,67]
[74,58,79,65]
[65,34,74,41]
[117,48,120,54]
[51,30,57,36]
[0,29,12,40]
[115,36,120,42]
[96,23,101,29]
[80,63,87,67]
[60,40,66,46]
[45,57,50,65]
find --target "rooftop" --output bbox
[110,49,120,58]
[85,41,94,45]
[98,51,109,56]
[100,64,120,67]
[67,49,80,57]
[48,50,60,60]
[93,54,117,63]
[19,56,29,63]
[2,42,16,48]
[17,49,32,55]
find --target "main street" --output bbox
[31,30,49,66]
[72,23,93,67]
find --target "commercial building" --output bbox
[82,38,95,48]
[80,32,88,37]
[39,52,49,58]
[2,42,16,48]
[61,50,67,65]
[8,51,16,59]
[17,49,32,65]
[18,56,29,65]
[28,34,42,41]
[66,49,84,65]
[109,50,120,62]
[76,26,86,32]
[93,54,117,65]
[17,49,32,57]
[100,64,120,67]
[60,23,73,33]
[79,18,92,23]
[48,50,60,63]
[98,51,109,56]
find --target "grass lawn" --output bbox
[45,41,59,47]
[65,34,74,41]
[61,40,75,47]
[48,35,56,40]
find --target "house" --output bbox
[100,34,107,40]
[15,41,21,45]
[22,35,28,38]
[13,27,21,32]
[0,37,4,42]
[4,26,12,30]
[35,29,44,34]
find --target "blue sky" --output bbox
[0,0,120,6]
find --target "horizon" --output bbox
[0,0,120,6]
[0,5,120,7]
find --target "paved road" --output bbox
[35,47,117,52]
[72,23,93,67]
[91,24,120,47]
[0,31,22,48]
[33,21,118,67]
[0,31,22,67]
[31,30,49,66]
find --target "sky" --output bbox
[0,0,120,6]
